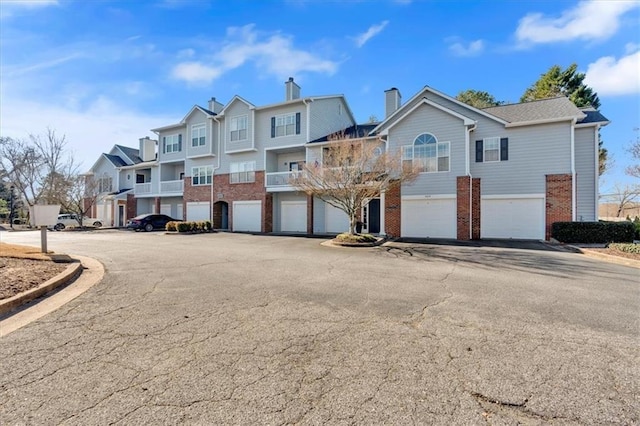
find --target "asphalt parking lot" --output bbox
[1,230,638,424]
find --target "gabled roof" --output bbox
[482,97,586,125]
[114,144,142,164]
[309,123,379,144]
[103,154,127,167]
[370,85,507,135]
[181,105,217,123]
[219,95,255,115]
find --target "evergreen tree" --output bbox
[455,89,503,109]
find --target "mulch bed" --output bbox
[0,258,67,300]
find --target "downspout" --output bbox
[303,98,311,142]
[571,118,577,221]
[467,123,477,240]
[380,136,388,236]
[594,124,601,221]
[210,115,222,222]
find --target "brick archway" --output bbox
[213,201,229,230]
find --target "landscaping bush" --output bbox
[551,221,635,243]
[335,233,377,243]
[166,221,178,232]
[177,222,192,233]
[608,243,640,254]
[633,217,640,239]
[169,220,214,233]
[204,220,212,231]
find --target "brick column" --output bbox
[545,174,573,240]
[307,194,314,235]
[456,176,471,240]
[384,185,401,237]
[472,178,481,240]
[126,194,136,220]
[263,193,273,233]
[154,197,161,214]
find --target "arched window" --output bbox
[411,133,449,173]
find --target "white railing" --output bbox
[160,180,184,193]
[135,182,152,195]
[265,171,302,187]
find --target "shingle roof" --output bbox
[482,97,585,123]
[578,107,609,124]
[115,145,143,164]
[103,154,127,167]
[309,123,379,143]
[198,106,216,115]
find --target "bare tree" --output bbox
[291,135,420,235]
[605,184,640,218]
[0,128,77,207]
[626,128,640,178]
[57,175,101,227]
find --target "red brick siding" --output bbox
[306,194,314,235]
[456,176,471,240]
[385,185,401,237]
[183,177,214,220]
[471,178,481,240]
[545,174,573,240]
[126,194,136,220]
[211,172,270,232]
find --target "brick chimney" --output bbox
[384,87,401,118]
[285,77,301,101]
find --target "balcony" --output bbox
[160,179,184,194]
[135,182,152,195]
[265,171,302,192]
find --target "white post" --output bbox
[40,226,48,253]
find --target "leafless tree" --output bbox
[626,128,640,178]
[0,128,77,207]
[57,175,101,227]
[291,134,420,234]
[605,184,640,218]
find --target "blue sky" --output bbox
[1,0,638,194]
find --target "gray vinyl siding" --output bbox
[224,101,253,153]
[471,122,572,195]
[255,104,307,149]
[308,98,355,142]
[118,169,133,190]
[388,103,466,196]
[313,196,327,234]
[306,146,322,166]
[217,151,262,175]
[276,152,306,172]
[575,127,597,221]
[185,157,214,175]
[158,126,186,163]
[185,110,212,158]
[93,157,118,192]
[272,192,307,232]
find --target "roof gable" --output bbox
[114,144,142,164]
[377,98,476,136]
[181,105,216,123]
[220,95,255,115]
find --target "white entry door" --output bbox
[233,200,262,232]
[481,197,545,240]
[281,201,307,232]
[401,197,456,239]
[186,202,210,221]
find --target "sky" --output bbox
[1,0,639,195]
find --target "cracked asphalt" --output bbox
[0,230,638,425]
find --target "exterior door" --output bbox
[367,199,380,234]
[118,205,125,227]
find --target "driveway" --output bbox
[1,231,638,424]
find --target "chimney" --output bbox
[384,87,401,118]
[139,137,157,162]
[208,97,224,113]
[285,77,301,101]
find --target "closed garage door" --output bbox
[281,201,307,233]
[233,200,262,232]
[186,202,210,221]
[401,197,456,239]
[325,203,350,233]
[481,197,544,240]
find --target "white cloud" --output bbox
[171,24,338,85]
[0,0,59,19]
[625,42,640,55]
[585,51,640,96]
[447,38,484,57]
[516,1,639,44]
[353,21,389,48]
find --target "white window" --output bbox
[97,174,112,193]
[191,125,206,147]
[230,115,248,141]
[484,137,500,162]
[192,166,212,185]
[403,133,450,173]
[230,161,256,183]
[163,134,182,153]
[275,113,296,137]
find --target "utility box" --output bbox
[29,205,61,226]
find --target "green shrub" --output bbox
[335,233,377,243]
[204,220,212,231]
[633,217,640,239]
[608,243,640,254]
[551,221,635,243]
[166,221,178,232]
[177,222,191,233]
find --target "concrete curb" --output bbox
[569,246,640,269]
[0,255,104,337]
[0,261,83,316]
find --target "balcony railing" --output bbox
[135,182,152,195]
[265,171,302,188]
[160,180,184,193]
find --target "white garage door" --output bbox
[160,204,171,217]
[281,201,307,233]
[481,197,544,240]
[233,200,262,232]
[401,197,456,239]
[325,203,350,233]
[186,202,210,221]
